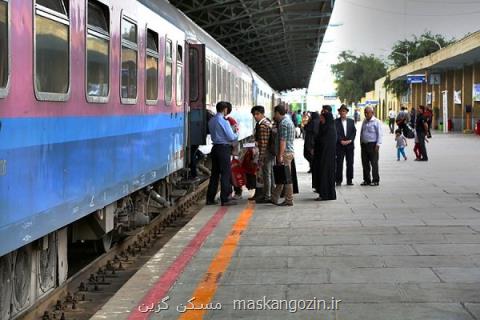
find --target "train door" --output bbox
[186,43,206,174]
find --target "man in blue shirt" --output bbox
[206,101,239,206]
[360,106,383,186]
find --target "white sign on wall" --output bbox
[426,92,432,105]
[454,90,462,104]
[442,90,448,133]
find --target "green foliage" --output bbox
[289,102,303,112]
[385,31,455,97]
[331,51,386,105]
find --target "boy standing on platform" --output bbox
[271,105,296,206]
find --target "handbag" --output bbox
[273,163,292,185]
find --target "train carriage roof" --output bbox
[167,0,334,91]
[139,0,252,77]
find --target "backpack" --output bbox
[401,123,415,139]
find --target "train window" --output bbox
[164,38,172,104]
[37,0,68,15]
[189,47,198,102]
[211,62,216,104]
[205,59,210,104]
[176,44,183,105]
[226,71,230,101]
[34,0,70,100]
[86,0,109,102]
[146,29,159,103]
[0,0,8,94]
[120,16,137,103]
[217,66,222,102]
[230,73,234,104]
[222,68,227,101]
[235,77,239,106]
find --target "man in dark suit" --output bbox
[335,104,356,186]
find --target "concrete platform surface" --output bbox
[92,127,480,320]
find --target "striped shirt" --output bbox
[255,117,272,160]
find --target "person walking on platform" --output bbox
[271,105,296,206]
[250,106,274,203]
[360,106,383,186]
[388,108,396,134]
[304,111,319,173]
[415,105,429,162]
[312,112,337,201]
[335,104,356,186]
[206,101,238,206]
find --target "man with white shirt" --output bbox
[388,108,396,134]
[360,106,383,186]
[335,105,356,186]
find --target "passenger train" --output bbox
[0,0,279,318]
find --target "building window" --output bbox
[35,0,69,100]
[176,44,183,105]
[86,0,109,101]
[146,29,158,103]
[121,16,137,103]
[0,0,8,95]
[164,38,172,104]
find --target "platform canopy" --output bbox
[169,0,335,91]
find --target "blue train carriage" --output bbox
[0,0,191,318]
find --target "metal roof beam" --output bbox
[216,23,328,41]
[203,11,331,28]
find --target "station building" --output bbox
[368,30,480,134]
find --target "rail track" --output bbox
[18,180,209,320]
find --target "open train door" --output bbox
[186,43,206,175]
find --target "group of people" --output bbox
[392,105,432,162]
[204,100,434,208]
[302,105,383,198]
[205,102,297,207]
[205,100,391,207]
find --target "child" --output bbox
[395,129,407,161]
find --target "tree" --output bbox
[331,51,386,105]
[385,31,455,97]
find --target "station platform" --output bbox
[92,127,480,320]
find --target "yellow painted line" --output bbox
[177,203,255,320]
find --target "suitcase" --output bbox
[273,164,292,185]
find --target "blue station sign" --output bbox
[407,74,426,84]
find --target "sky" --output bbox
[307,0,480,96]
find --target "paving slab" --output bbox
[92,129,480,320]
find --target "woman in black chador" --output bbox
[312,112,337,201]
[303,112,320,173]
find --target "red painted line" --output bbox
[128,207,228,320]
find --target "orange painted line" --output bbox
[177,203,255,320]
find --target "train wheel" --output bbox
[99,232,113,253]
[0,254,13,320]
[37,234,56,297]
[12,246,32,315]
